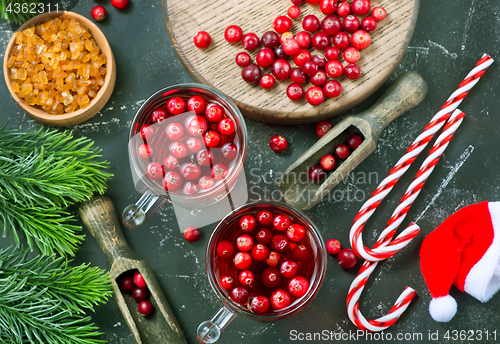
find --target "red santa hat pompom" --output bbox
[420,201,500,322]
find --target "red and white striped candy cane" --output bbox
[350,54,493,262]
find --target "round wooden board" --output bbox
[163,0,419,125]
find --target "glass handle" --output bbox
[197,306,237,344]
[122,190,168,229]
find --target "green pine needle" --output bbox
[0,0,39,25]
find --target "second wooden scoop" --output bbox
[277,71,428,211]
[79,195,187,344]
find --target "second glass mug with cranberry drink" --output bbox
[197,201,327,343]
[122,84,248,229]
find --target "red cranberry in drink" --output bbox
[333,32,350,50]
[183,181,199,195]
[251,243,270,261]
[241,63,262,83]
[138,144,152,159]
[325,46,339,61]
[120,275,135,293]
[235,52,251,67]
[271,289,292,310]
[287,224,306,242]
[196,149,213,167]
[163,171,182,191]
[193,31,211,49]
[140,124,154,141]
[344,47,360,64]
[183,226,201,242]
[302,60,318,76]
[326,239,341,255]
[302,14,320,32]
[132,287,148,302]
[206,103,224,122]
[343,15,360,33]
[221,142,238,160]
[273,46,288,60]
[337,248,358,269]
[345,63,361,79]
[238,270,255,286]
[134,271,147,288]
[164,156,179,170]
[218,118,235,135]
[361,16,377,33]
[187,96,206,115]
[233,252,253,270]
[138,301,155,316]
[352,0,370,15]
[324,80,342,98]
[293,244,309,260]
[291,68,307,84]
[316,120,333,138]
[293,49,311,68]
[352,30,371,50]
[230,286,249,304]
[287,5,300,19]
[271,234,290,252]
[295,31,311,48]
[325,60,343,78]
[308,165,327,183]
[337,2,351,16]
[236,234,254,251]
[180,163,201,181]
[283,39,301,56]
[312,55,327,69]
[203,131,221,148]
[335,143,351,159]
[198,175,216,190]
[257,228,273,244]
[166,122,184,141]
[372,6,387,21]
[287,83,304,101]
[273,16,293,34]
[257,210,273,226]
[241,33,260,51]
[262,267,283,288]
[186,137,203,153]
[220,275,234,290]
[347,133,363,150]
[281,261,299,278]
[169,142,189,159]
[273,214,291,231]
[250,295,270,313]
[167,97,186,115]
[260,74,276,89]
[312,32,330,50]
[217,240,234,258]
[224,25,243,43]
[266,251,281,267]
[261,31,280,49]
[305,86,325,106]
[288,276,310,297]
[269,135,288,152]
[256,47,275,68]
[151,107,168,123]
[320,154,337,171]
[271,59,291,80]
[310,70,327,87]
[147,162,164,180]
[211,163,229,180]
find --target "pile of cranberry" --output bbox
[136,96,239,195]
[119,270,155,316]
[216,210,315,313]
[193,0,387,106]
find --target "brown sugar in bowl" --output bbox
[3,11,116,126]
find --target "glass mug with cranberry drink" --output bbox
[122,84,248,229]
[197,201,327,343]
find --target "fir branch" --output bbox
[0,0,39,25]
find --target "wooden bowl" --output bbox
[3,11,116,126]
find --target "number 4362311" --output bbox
[5,2,59,14]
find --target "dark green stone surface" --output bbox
[1,1,500,343]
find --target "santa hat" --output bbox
[420,201,500,322]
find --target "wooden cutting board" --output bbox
[163,0,419,125]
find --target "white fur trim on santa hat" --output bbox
[429,295,457,322]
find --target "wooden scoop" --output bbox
[277,71,428,211]
[79,195,187,344]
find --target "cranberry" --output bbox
[230,286,249,304]
[352,0,370,15]
[221,142,238,160]
[325,60,343,78]
[325,46,340,60]
[256,48,275,68]
[305,0,321,4]
[238,270,255,286]
[182,226,201,242]
[302,15,320,33]
[236,234,254,251]
[324,80,342,97]
[211,163,229,180]
[316,120,333,138]
[187,97,206,115]
[233,252,253,270]
[203,131,221,148]
[288,276,310,297]
[250,295,270,313]
[286,224,305,243]
[293,49,312,67]
[321,15,341,36]
[361,16,377,33]
[151,107,168,123]
[241,63,262,83]
[167,97,186,115]
[326,239,341,255]
[273,16,293,34]
[372,6,387,21]
[351,30,371,50]
[335,143,351,159]
[91,5,106,21]
[271,59,291,80]
[262,267,283,288]
[131,287,148,302]
[163,171,182,191]
[266,251,281,267]
[261,31,280,49]
[140,124,154,141]
[196,149,213,167]
[295,31,312,48]
[347,133,363,150]
[237,215,256,233]
[147,162,164,180]
[345,63,361,79]
[273,215,291,231]
[269,135,288,152]
[180,163,201,181]
[183,181,199,195]
[218,118,235,136]
[134,271,147,288]
[287,83,304,101]
[288,5,300,19]
[164,156,179,170]
[291,68,307,84]
[292,244,309,260]
[283,39,301,56]
[280,261,299,278]
[271,289,292,310]
[256,228,272,244]
[251,243,269,261]
[242,33,260,51]
[224,25,243,43]
[187,115,208,136]
[235,52,251,67]
[320,154,337,171]
[280,31,294,45]
[220,275,234,290]
[310,70,327,87]
[343,15,360,33]
[337,2,351,16]
[337,248,358,269]
[138,144,152,159]
[257,210,273,226]
[308,165,327,183]
[302,60,318,76]
[291,0,303,5]
[306,86,325,106]
[165,123,184,141]
[273,46,288,60]
[198,175,216,190]
[312,32,330,50]
[217,240,234,258]
[111,0,129,10]
[169,142,189,159]
[344,47,360,64]
[271,234,290,252]
[193,31,211,49]
[138,301,155,316]
[205,103,224,122]
[333,32,350,50]
[320,0,338,15]
[186,137,203,153]
[120,275,135,293]
[312,54,327,69]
